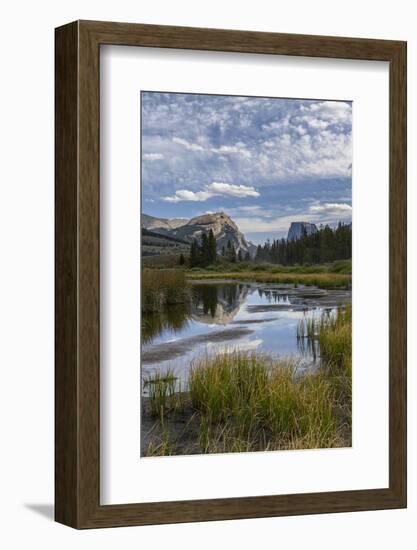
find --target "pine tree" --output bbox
[226,240,236,262]
[208,229,217,264]
[201,232,209,266]
[244,251,251,262]
[190,239,200,267]
[179,253,185,266]
[255,244,263,262]
[230,244,237,263]
[237,249,242,262]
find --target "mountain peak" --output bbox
[142,211,255,256]
[287,221,318,241]
[187,211,234,226]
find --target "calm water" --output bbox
[141,281,351,393]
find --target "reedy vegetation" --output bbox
[143,305,352,455]
[195,258,352,274]
[142,269,189,312]
[187,270,351,289]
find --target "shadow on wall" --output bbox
[24,503,54,521]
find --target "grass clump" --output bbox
[297,305,352,371]
[143,369,177,417]
[319,305,352,368]
[298,305,352,430]
[188,351,344,453]
[189,352,269,424]
[142,269,190,312]
[143,369,186,418]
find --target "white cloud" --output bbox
[293,101,351,133]
[235,205,264,212]
[301,117,329,129]
[211,145,251,158]
[234,216,298,233]
[173,137,251,158]
[225,204,275,219]
[162,182,260,202]
[212,145,239,154]
[172,137,205,151]
[256,129,352,180]
[143,94,353,193]
[143,153,164,161]
[254,101,352,180]
[163,189,213,203]
[309,101,352,123]
[309,202,352,214]
[207,182,259,198]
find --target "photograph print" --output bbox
[141,91,352,457]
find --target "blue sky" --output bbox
[141,92,352,243]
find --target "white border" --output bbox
[100,45,389,505]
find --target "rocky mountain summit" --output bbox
[142,212,256,256]
[287,222,318,241]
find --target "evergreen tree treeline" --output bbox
[187,223,350,267]
[189,229,217,267]
[189,230,244,267]
[255,223,352,265]
[226,239,237,263]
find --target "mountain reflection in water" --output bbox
[141,281,351,390]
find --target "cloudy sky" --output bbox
[141,92,352,243]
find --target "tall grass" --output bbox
[319,305,352,368]
[143,369,186,418]
[297,305,352,370]
[187,351,344,453]
[142,269,190,312]
[143,369,177,417]
[318,306,352,419]
[298,305,352,426]
[187,270,351,289]
[188,259,351,275]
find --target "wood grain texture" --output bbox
[55,20,407,529]
[55,21,79,527]
[388,42,407,503]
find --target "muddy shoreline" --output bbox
[142,327,254,364]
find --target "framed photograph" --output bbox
[55,20,406,528]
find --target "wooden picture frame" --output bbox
[55,20,407,528]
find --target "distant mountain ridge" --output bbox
[142,212,257,257]
[142,227,189,245]
[142,213,187,231]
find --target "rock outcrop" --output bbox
[142,211,256,257]
[287,222,318,241]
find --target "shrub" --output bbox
[142,269,190,312]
